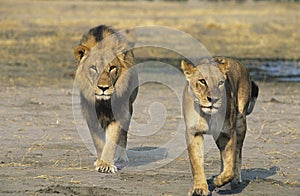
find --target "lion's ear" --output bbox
[181,60,196,80]
[124,50,134,65]
[117,50,134,68]
[214,57,229,75]
[74,45,90,63]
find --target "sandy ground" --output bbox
[0,0,300,195]
[0,81,300,195]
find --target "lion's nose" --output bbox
[207,96,220,104]
[98,85,109,92]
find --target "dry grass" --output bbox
[0,1,299,87]
[1,1,299,59]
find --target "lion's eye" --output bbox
[218,81,225,86]
[199,79,207,85]
[109,65,117,72]
[90,65,97,73]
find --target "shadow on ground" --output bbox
[207,166,279,195]
[126,146,167,167]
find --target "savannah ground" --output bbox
[0,0,299,195]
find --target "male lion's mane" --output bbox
[73,25,138,173]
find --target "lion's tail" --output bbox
[246,81,259,115]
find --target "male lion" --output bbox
[181,57,259,195]
[74,25,138,173]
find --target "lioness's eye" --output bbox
[90,65,97,72]
[109,65,117,72]
[218,81,225,86]
[199,79,207,85]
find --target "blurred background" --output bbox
[1,0,299,87]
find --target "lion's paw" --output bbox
[94,159,117,173]
[114,156,128,170]
[114,146,129,170]
[115,146,129,163]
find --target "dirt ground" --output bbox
[0,1,299,195]
[1,82,300,195]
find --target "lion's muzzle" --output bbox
[95,85,113,100]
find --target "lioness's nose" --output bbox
[207,96,220,104]
[98,85,109,92]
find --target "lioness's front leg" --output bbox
[214,131,236,187]
[187,132,209,196]
[95,121,121,173]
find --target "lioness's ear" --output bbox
[74,45,90,63]
[181,60,196,80]
[214,57,229,75]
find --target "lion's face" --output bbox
[75,46,133,104]
[93,62,119,101]
[74,26,134,103]
[78,44,130,102]
[182,59,228,115]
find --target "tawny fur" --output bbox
[182,57,258,196]
[74,25,138,173]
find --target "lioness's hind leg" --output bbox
[234,113,247,183]
[214,132,236,187]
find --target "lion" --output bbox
[181,57,259,195]
[74,25,138,173]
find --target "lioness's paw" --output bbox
[188,188,209,196]
[213,176,222,187]
[94,159,117,173]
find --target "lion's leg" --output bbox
[214,131,236,187]
[95,121,121,173]
[115,129,129,164]
[115,105,134,164]
[85,110,105,162]
[90,129,105,159]
[234,113,247,183]
[187,132,209,196]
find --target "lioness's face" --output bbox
[182,60,227,115]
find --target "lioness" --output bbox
[74,25,138,173]
[181,57,259,195]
